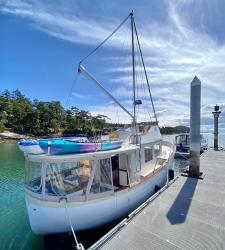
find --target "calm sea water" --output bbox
[0,133,224,249]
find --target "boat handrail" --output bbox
[153,141,174,174]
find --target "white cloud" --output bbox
[0,0,130,47]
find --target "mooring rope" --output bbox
[62,198,85,250]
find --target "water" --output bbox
[0,142,42,250]
[1,133,224,249]
[0,141,118,250]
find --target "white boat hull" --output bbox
[175,151,190,158]
[26,158,173,234]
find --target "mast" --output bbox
[131,11,138,137]
[78,11,157,134]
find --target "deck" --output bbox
[91,149,225,250]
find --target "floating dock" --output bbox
[90,149,225,249]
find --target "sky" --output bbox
[1,0,225,131]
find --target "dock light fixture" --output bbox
[212,104,221,151]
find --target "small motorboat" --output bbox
[175,133,208,158]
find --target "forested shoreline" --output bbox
[0,89,189,136]
[0,89,115,136]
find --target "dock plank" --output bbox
[100,150,225,250]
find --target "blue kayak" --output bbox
[38,139,123,155]
[18,137,123,155]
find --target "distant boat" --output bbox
[175,133,208,158]
[22,12,175,235]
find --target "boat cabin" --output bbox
[25,139,167,202]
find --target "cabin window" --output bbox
[119,154,129,170]
[186,136,190,145]
[25,161,42,193]
[90,158,113,194]
[176,135,188,145]
[138,125,144,133]
[144,148,153,162]
[118,154,130,187]
[154,143,161,156]
[45,160,92,196]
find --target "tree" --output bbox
[0,122,5,133]
[0,89,125,136]
[50,118,59,133]
[1,89,11,100]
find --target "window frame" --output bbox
[86,157,114,198]
[25,159,43,194]
[144,147,153,163]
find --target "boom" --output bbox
[79,64,134,119]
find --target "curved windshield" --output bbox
[25,161,42,193]
[45,160,92,196]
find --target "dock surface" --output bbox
[98,150,225,249]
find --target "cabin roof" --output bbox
[27,144,140,162]
[175,133,190,137]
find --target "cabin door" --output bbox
[111,155,119,187]
[111,154,129,188]
[119,154,129,186]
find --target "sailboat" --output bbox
[23,12,175,234]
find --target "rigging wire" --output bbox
[108,22,131,125]
[78,12,157,126]
[135,35,152,122]
[65,72,80,110]
[133,20,158,124]
[80,13,131,64]
[115,24,133,124]
[59,72,80,128]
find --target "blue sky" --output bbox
[1,0,225,130]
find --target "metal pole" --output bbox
[79,64,134,119]
[189,76,201,177]
[130,11,139,145]
[131,11,137,128]
[212,104,221,151]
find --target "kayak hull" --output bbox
[18,140,45,155]
[38,140,123,155]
